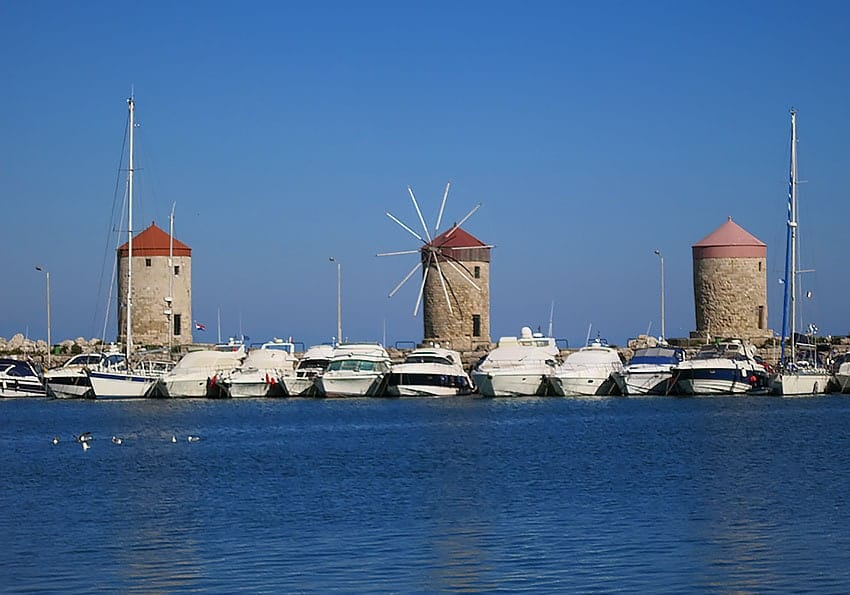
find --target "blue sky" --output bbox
[3,1,850,349]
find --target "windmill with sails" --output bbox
[378,182,493,351]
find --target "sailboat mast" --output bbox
[126,95,135,358]
[168,202,175,355]
[789,109,798,364]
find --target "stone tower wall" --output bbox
[423,258,490,351]
[692,256,769,340]
[117,254,193,347]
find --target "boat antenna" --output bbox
[547,301,555,338]
[167,202,176,356]
[585,323,593,347]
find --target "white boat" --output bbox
[770,109,831,396]
[471,327,559,397]
[44,351,126,399]
[315,343,392,397]
[88,96,173,399]
[831,354,850,393]
[384,346,473,397]
[671,339,770,395]
[149,347,246,398]
[549,338,623,396]
[612,346,685,396]
[0,358,46,398]
[281,344,334,396]
[219,339,297,398]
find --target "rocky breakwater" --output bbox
[0,334,112,366]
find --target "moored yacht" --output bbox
[0,358,46,398]
[549,338,623,396]
[219,339,297,398]
[670,339,770,395]
[612,345,685,396]
[281,344,334,396]
[385,346,473,397]
[44,350,126,399]
[471,327,559,397]
[315,343,392,397]
[149,347,246,398]
[831,353,850,393]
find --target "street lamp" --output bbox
[35,266,51,366]
[329,257,342,345]
[653,250,665,341]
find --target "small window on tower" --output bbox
[174,314,182,336]
[472,314,481,337]
[145,258,152,267]
[474,266,480,279]
[759,262,762,272]
[174,265,180,276]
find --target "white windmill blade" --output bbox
[432,255,454,315]
[407,186,433,243]
[414,253,432,317]
[435,180,451,233]
[388,261,423,298]
[386,212,426,243]
[442,203,482,240]
[445,258,480,291]
[377,249,422,257]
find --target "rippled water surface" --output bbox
[3,396,850,592]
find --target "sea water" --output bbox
[2,395,850,593]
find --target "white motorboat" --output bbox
[832,354,850,393]
[769,110,831,396]
[44,351,126,399]
[281,344,334,396]
[0,358,46,398]
[549,338,623,396]
[149,347,246,398]
[315,343,392,397]
[384,346,473,397]
[471,327,559,397]
[219,339,297,398]
[612,346,685,396]
[670,339,770,395]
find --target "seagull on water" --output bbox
[111,436,124,445]
[82,441,90,451]
[75,432,92,444]
[171,435,177,443]
[187,435,202,443]
[52,436,59,445]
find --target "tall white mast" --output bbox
[789,109,798,363]
[126,95,135,358]
[168,202,175,355]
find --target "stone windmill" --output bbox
[379,182,492,351]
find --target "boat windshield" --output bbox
[630,348,683,365]
[297,358,330,370]
[404,355,454,366]
[327,359,387,372]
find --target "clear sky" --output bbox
[3,1,850,349]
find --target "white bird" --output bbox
[171,435,177,443]
[111,436,123,445]
[52,436,59,445]
[75,432,92,444]
[82,441,90,451]
[187,435,201,443]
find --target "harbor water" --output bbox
[3,395,850,592]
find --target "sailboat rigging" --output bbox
[771,108,830,396]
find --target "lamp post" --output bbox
[653,250,665,341]
[329,257,342,345]
[35,266,51,366]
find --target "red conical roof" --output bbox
[117,222,191,258]
[693,217,765,259]
[430,226,486,248]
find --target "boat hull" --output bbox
[614,370,674,396]
[226,379,286,398]
[88,371,155,399]
[0,379,46,398]
[672,368,768,395]
[45,375,93,399]
[152,377,212,398]
[281,376,317,396]
[549,373,617,396]
[770,372,831,396]
[472,371,547,397]
[317,373,384,397]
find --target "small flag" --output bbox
[194,321,206,331]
